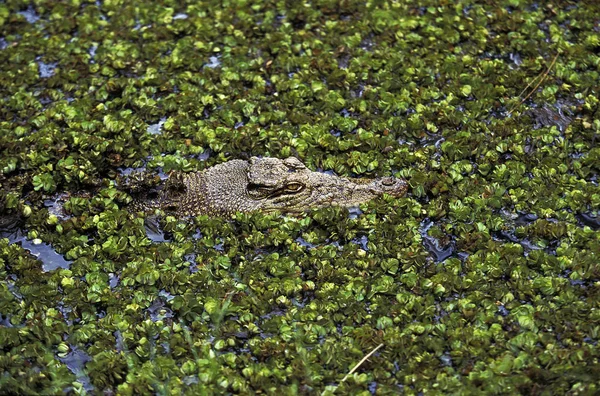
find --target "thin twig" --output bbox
[508,52,559,115]
[341,343,384,382]
[513,72,543,105]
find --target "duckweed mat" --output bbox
[1,0,599,394]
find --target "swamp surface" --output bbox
[0,0,599,394]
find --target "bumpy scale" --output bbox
[131,157,408,216]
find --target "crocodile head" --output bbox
[242,156,407,213]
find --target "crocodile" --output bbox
[128,157,407,217]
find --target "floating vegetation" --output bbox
[0,0,599,394]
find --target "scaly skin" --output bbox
[131,157,407,217]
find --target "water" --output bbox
[147,117,166,135]
[205,55,221,69]
[38,60,57,78]
[173,13,188,20]
[18,6,40,24]
[144,217,169,242]
[419,219,455,262]
[58,347,94,393]
[0,220,72,272]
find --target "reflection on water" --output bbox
[0,216,72,272]
[419,219,455,262]
[17,6,40,24]
[58,346,94,393]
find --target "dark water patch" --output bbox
[569,279,588,287]
[59,346,94,393]
[529,104,573,132]
[183,376,199,385]
[147,298,174,322]
[2,224,72,271]
[88,44,97,63]
[147,117,166,135]
[433,303,448,323]
[119,158,169,180]
[369,381,377,394]
[576,213,600,230]
[37,60,57,78]
[496,211,562,255]
[114,330,125,352]
[496,229,520,244]
[457,252,470,262]
[329,240,343,251]
[351,84,365,98]
[515,212,538,225]
[56,302,73,326]
[161,341,171,355]
[197,148,211,161]
[173,13,188,20]
[118,166,146,176]
[117,164,169,180]
[205,55,221,69]
[492,230,545,255]
[291,297,306,308]
[260,307,286,321]
[295,236,317,249]
[348,206,363,219]
[144,217,170,242]
[561,270,594,289]
[6,276,23,303]
[160,290,175,301]
[439,352,453,367]
[184,253,198,273]
[419,219,455,262]
[351,235,369,251]
[337,54,350,69]
[18,6,40,24]
[508,52,522,68]
[44,192,72,221]
[360,35,376,51]
[38,93,54,106]
[497,305,510,317]
[0,314,15,327]
[213,238,225,252]
[108,273,120,289]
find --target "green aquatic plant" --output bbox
[1,0,600,394]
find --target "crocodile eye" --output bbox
[285,183,303,192]
[381,177,395,186]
